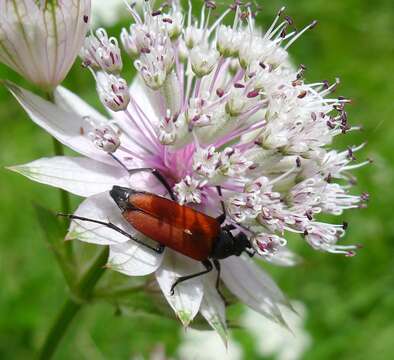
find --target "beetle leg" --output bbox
[213,259,229,306]
[170,259,213,295]
[221,224,236,231]
[109,154,176,201]
[58,214,165,254]
[215,186,226,224]
[129,168,176,201]
[245,247,256,257]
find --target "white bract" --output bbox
[8,1,368,339]
[0,0,91,90]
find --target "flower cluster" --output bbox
[8,0,368,339]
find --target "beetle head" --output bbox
[211,230,252,260]
[110,186,132,211]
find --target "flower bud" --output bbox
[0,0,91,90]
[88,123,121,153]
[184,26,203,49]
[190,46,219,77]
[81,28,123,73]
[96,73,130,112]
[216,25,243,57]
[121,23,151,57]
[164,12,183,40]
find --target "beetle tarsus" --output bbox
[245,248,256,257]
[169,260,213,295]
[213,259,229,306]
[156,245,165,254]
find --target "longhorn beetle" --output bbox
[60,162,255,299]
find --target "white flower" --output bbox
[241,302,312,360]
[173,176,206,205]
[190,46,220,77]
[7,0,368,337]
[87,119,121,153]
[96,73,130,112]
[0,0,91,89]
[80,28,123,73]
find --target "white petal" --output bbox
[155,250,204,326]
[55,85,108,123]
[8,156,128,197]
[199,273,228,346]
[178,329,243,360]
[67,192,132,245]
[263,248,302,267]
[241,302,312,359]
[68,192,163,275]
[5,81,113,164]
[108,241,163,276]
[221,256,290,324]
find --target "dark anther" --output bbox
[297,90,307,99]
[216,88,225,97]
[361,192,370,202]
[205,0,217,9]
[347,147,355,160]
[152,10,162,16]
[234,83,245,88]
[83,15,89,23]
[342,221,348,230]
[285,16,293,25]
[247,90,259,98]
[296,157,301,167]
[140,47,151,54]
[326,121,335,129]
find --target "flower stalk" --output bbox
[45,91,73,261]
[38,246,109,360]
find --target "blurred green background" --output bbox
[0,0,393,359]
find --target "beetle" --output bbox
[61,166,255,298]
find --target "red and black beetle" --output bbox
[62,166,255,297]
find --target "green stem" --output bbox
[94,284,145,299]
[38,247,109,360]
[45,91,73,261]
[52,137,71,217]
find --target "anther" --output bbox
[216,88,225,97]
[247,90,260,98]
[297,90,307,99]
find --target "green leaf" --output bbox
[34,204,76,287]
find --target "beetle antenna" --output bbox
[216,186,226,215]
[109,153,129,172]
[57,213,165,254]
